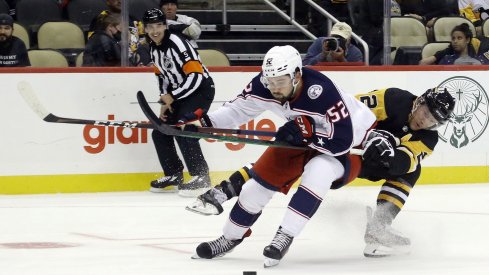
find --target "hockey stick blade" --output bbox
[136,91,305,149]
[18,81,154,129]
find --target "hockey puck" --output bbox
[243,272,257,275]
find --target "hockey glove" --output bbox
[362,129,399,148]
[362,136,395,168]
[275,115,315,146]
[176,108,213,130]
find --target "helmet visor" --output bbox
[261,75,292,89]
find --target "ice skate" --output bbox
[363,206,410,258]
[263,226,294,268]
[185,187,227,215]
[192,229,251,259]
[178,175,211,198]
[149,173,183,193]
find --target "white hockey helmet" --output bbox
[262,45,302,79]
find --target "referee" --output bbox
[143,8,215,197]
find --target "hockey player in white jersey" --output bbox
[177,45,377,267]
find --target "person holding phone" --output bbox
[303,22,363,65]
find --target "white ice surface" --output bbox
[1,184,488,275]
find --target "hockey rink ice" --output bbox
[1,183,488,275]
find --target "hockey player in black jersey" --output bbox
[187,86,455,258]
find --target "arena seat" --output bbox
[197,49,230,66]
[15,0,62,32]
[66,0,107,31]
[433,17,476,42]
[28,49,69,67]
[13,23,30,49]
[421,42,451,59]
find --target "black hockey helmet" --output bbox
[420,87,455,124]
[143,8,166,25]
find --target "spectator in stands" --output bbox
[459,0,489,25]
[82,12,121,67]
[88,0,143,66]
[437,23,487,64]
[0,13,30,67]
[303,22,363,65]
[160,0,201,48]
[419,23,489,64]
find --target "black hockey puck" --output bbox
[243,272,257,275]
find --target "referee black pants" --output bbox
[152,77,215,177]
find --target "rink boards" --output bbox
[1,66,488,194]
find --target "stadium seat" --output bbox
[28,49,69,67]
[482,19,489,37]
[433,17,476,42]
[75,52,84,67]
[421,42,450,59]
[391,17,428,62]
[15,0,63,32]
[0,0,9,14]
[66,0,107,31]
[13,23,30,49]
[37,22,85,50]
[128,0,159,20]
[197,49,230,66]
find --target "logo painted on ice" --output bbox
[437,76,489,148]
[307,85,323,99]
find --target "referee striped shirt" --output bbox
[149,33,210,100]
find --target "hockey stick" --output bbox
[16,81,275,137]
[136,90,308,149]
[17,81,154,129]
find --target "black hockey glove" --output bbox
[362,136,395,168]
[362,129,399,148]
[176,108,213,130]
[275,115,315,146]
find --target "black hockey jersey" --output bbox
[355,88,439,178]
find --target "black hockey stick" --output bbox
[136,91,306,149]
[17,81,275,137]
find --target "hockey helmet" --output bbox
[143,8,166,25]
[419,87,455,124]
[262,45,302,79]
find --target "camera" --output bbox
[324,37,346,52]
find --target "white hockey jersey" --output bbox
[208,67,376,156]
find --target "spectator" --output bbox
[0,13,30,67]
[82,12,121,66]
[82,12,121,67]
[88,0,143,65]
[303,22,363,65]
[161,0,201,48]
[459,0,489,25]
[438,23,487,64]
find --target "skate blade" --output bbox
[363,243,410,258]
[263,257,280,268]
[149,186,178,193]
[185,205,218,216]
[178,188,210,198]
[191,253,203,259]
